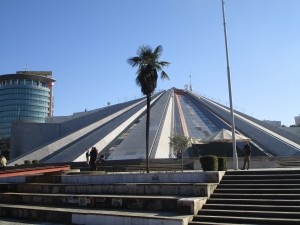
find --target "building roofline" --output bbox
[0,73,56,83]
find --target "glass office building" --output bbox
[0,71,55,142]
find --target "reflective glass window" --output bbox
[41,82,48,87]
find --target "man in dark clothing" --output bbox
[242,141,252,170]
[89,147,98,171]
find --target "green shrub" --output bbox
[32,160,39,164]
[24,160,32,165]
[218,157,227,171]
[200,155,218,171]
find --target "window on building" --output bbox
[19,79,25,85]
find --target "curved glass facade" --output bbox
[0,73,55,140]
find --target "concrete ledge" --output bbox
[0,165,70,178]
[0,183,218,197]
[0,193,178,212]
[0,170,224,185]
[72,212,192,225]
[0,192,208,214]
[0,203,193,225]
[0,176,25,184]
[178,197,207,215]
[61,171,224,184]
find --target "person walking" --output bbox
[0,155,7,171]
[97,154,105,171]
[242,141,252,170]
[89,147,98,171]
[86,150,90,165]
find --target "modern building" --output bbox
[8,88,300,165]
[295,115,300,126]
[0,71,55,157]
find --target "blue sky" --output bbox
[0,0,299,126]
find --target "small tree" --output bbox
[169,135,191,172]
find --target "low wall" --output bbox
[227,157,278,169]
[193,156,283,170]
[61,171,224,184]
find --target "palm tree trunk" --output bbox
[146,94,151,173]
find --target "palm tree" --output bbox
[127,45,170,173]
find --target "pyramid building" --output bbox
[8,88,300,165]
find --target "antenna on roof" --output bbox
[25,64,28,71]
[189,69,192,91]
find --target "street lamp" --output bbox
[221,0,238,170]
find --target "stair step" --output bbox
[188,169,300,224]
[0,217,64,225]
[25,175,68,184]
[225,170,300,176]
[0,182,216,197]
[220,179,300,184]
[192,215,300,225]
[0,192,182,211]
[217,183,300,189]
[222,174,300,180]
[198,209,300,219]
[214,188,300,194]
[0,203,191,225]
[203,203,300,212]
[211,193,300,199]
[207,198,300,206]
[189,221,241,225]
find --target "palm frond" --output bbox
[153,45,163,58]
[154,62,170,72]
[137,45,152,58]
[127,56,141,67]
[161,70,170,80]
[158,61,171,67]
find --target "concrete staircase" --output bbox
[189,169,300,225]
[0,170,220,225]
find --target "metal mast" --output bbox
[221,0,238,170]
[189,70,192,91]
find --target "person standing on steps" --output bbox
[242,141,252,170]
[89,147,98,171]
